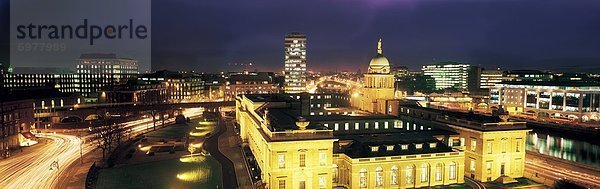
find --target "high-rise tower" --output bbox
[284,33,307,93]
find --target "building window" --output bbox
[386,145,394,151]
[449,162,457,180]
[391,166,398,185]
[470,159,476,173]
[406,165,414,185]
[365,122,369,129]
[502,138,508,153]
[384,121,389,129]
[375,122,379,129]
[371,146,379,152]
[319,152,326,166]
[486,161,493,174]
[319,176,326,189]
[435,163,443,181]
[415,144,423,149]
[344,123,349,131]
[471,138,477,152]
[300,154,306,167]
[516,138,522,152]
[375,167,383,187]
[420,164,429,183]
[334,123,339,131]
[278,154,285,168]
[401,144,408,150]
[279,180,286,189]
[359,169,367,188]
[355,122,359,130]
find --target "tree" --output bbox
[149,110,159,131]
[94,120,124,160]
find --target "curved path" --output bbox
[0,133,94,189]
[204,115,238,189]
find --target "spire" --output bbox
[377,38,383,54]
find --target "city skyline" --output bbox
[2,0,600,73]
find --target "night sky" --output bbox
[3,0,600,73]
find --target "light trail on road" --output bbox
[0,133,94,189]
[0,107,204,189]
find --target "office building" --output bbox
[490,81,600,122]
[98,80,168,105]
[480,68,504,89]
[422,63,480,92]
[503,70,553,82]
[225,72,280,101]
[138,70,204,103]
[284,33,307,93]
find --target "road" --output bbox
[0,133,94,189]
[525,152,600,188]
[0,107,205,189]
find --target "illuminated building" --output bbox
[98,80,168,105]
[138,70,204,103]
[225,72,279,101]
[480,68,504,89]
[236,93,466,189]
[421,62,480,92]
[201,74,226,101]
[2,54,139,102]
[284,32,307,93]
[76,53,139,100]
[490,81,600,122]
[236,94,337,189]
[395,104,530,183]
[351,38,396,114]
[503,70,553,82]
[0,95,35,156]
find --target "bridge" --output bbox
[48,101,235,124]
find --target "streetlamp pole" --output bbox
[79,136,83,164]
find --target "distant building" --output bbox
[490,81,600,122]
[480,68,504,89]
[391,66,409,78]
[351,38,396,114]
[201,74,226,101]
[284,32,307,93]
[138,70,204,103]
[98,80,168,105]
[3,87,82,126]
[224,72,279,101]
[2,54,139,102]
[503,70,553,82]
[422,63,480,92]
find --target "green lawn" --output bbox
[96,118,222,189]
[96,156,222,189]
[145,123,191,139]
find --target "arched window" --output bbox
[435,163,443,181]
[449,161,457,180]
[359,168,367,188]
[420,163,429,183]
[406,165,414,185]
[391,166,398,185]
[375,167,384,187]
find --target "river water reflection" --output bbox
[526,130,600,168]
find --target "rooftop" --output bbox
[339,132,456,158]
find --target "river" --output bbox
[526,129,600,168]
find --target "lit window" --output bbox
[406,165,414,184]
[415,144,423,149]
[370,146,379,152]
[299,154,306,167]
[391,166,398,185]
[435,163,443,181]
[359,169,367,188]
[319,152,326,166]
[471,139,477,152]
[278,154,285,168]
[420,164,429,183]
[401,144,408,150]
[279,180,286,189]
[319,177,326,189]
[386,145,394,151]
[375,167,383,187]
